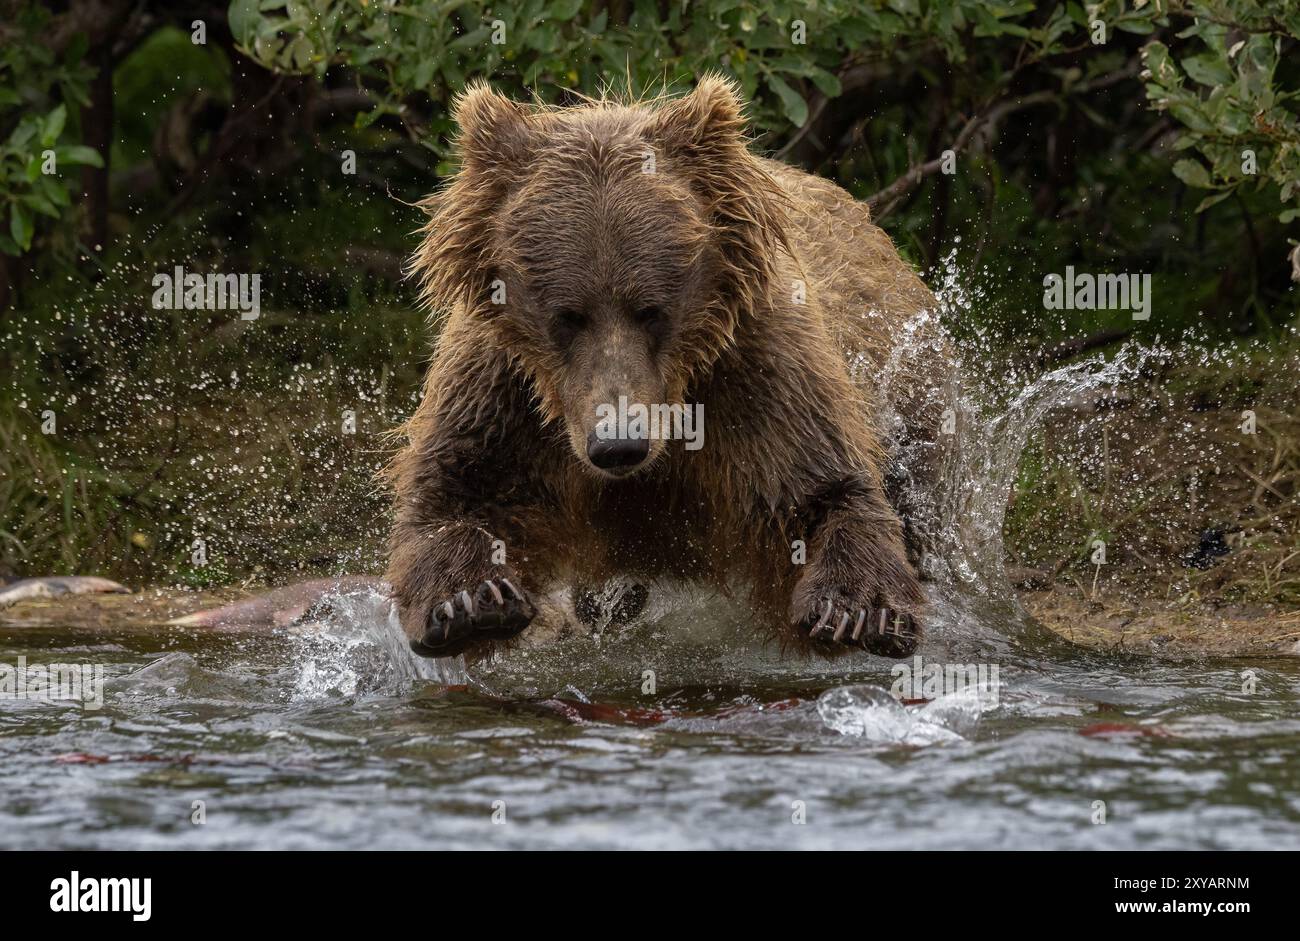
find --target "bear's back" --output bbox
[760,158,937,368]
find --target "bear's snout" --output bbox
[585,428,650,473]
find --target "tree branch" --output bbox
[866,65,1139,218]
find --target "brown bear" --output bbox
[387,75,952,662]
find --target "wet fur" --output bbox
[386,75,952,659]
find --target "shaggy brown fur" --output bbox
[387,75,952,661]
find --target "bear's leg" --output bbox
[789,480,926,658]
[386,324,564,660]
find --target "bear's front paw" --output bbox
[797,594,921,658]
[409,577,536,658]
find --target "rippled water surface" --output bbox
[3,581,1298,850]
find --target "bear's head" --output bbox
[411,75,788,479]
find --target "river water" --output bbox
[2,579,1298,849]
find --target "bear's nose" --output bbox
[586,429,650,472]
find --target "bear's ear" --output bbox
[451,81,534,172]
[409,84,534,318]
[646,74,747,167]
[645,75,789,340]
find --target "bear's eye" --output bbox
[633,306,663,328]
[550,308,587,347]
[556,309,587,331]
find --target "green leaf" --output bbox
[22,192,60,219]
[54,145,104,168]
[525,23,559,53]
[808,67,842,99]
[766,73,807,127]
[1172,158,1212,188]
[1181,53,1230,87]
[40,104,66,147]
[9,204,32,252]
[1114,17,1155,36]
[549,0,583,20]
[1169,102,1214,134]
[36,174,70,207]
[412,57,435,90]
[8,118,37,150]
[228,0,262,46]
[1195,190,1232,213]
[450,26,491,49]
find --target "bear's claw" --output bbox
[802,598,919,658]
[410,577,535,658]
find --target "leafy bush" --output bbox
[0,4,103,257]
[227,0,1299,273]
[1141,2,1300,262]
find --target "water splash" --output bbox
[932,345,1146,590]
[289,583,466,700]
[816,684,990,745]
[874,248,1149,595]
